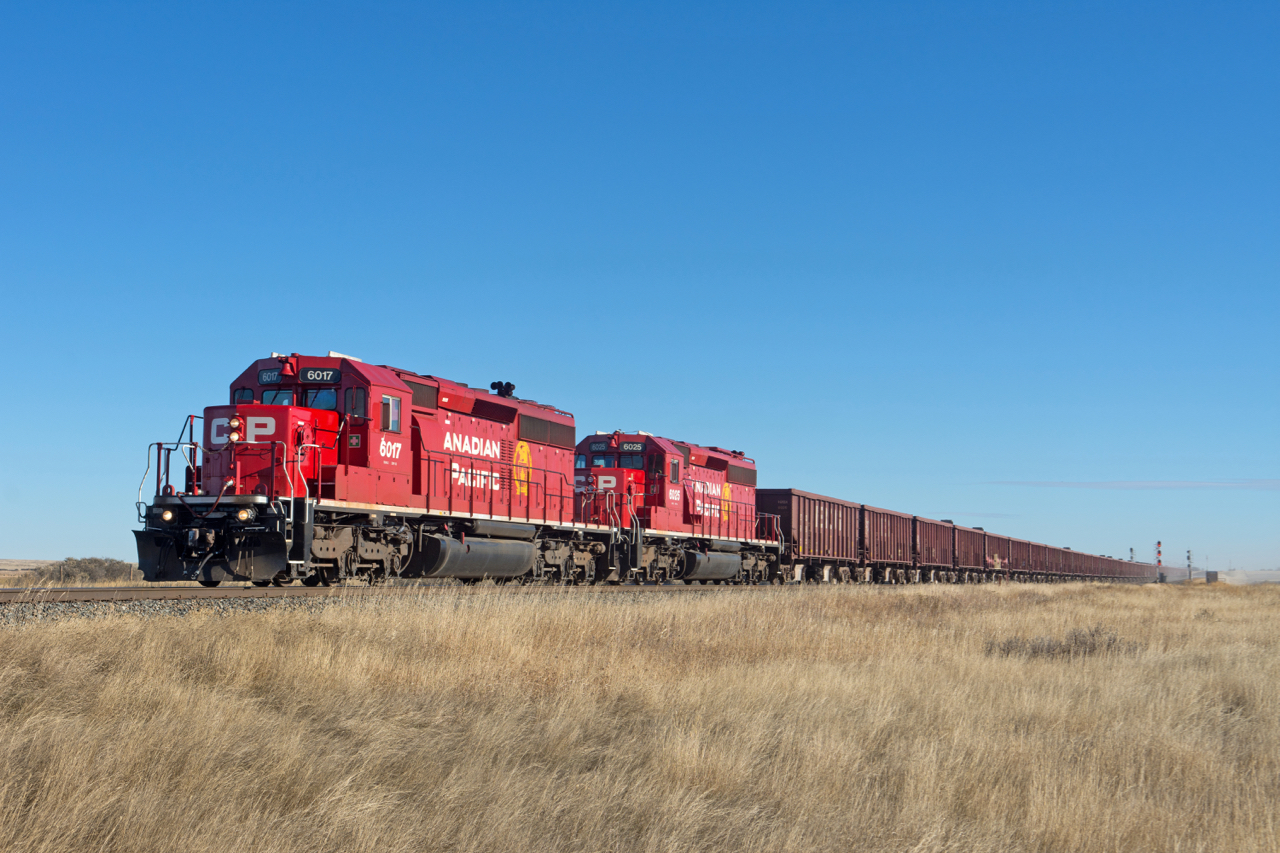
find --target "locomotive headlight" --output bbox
[229,417,242,429]
[228,431,241,442]
[236,508,255,523]
[160,509,174,522]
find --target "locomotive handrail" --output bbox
[175,414,204,488]
[755,512,784,549]
[683,494,761,541]
[578,487,621,530]
[141,436,294,504]
[419,450,577,526]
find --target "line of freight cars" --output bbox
[760,489,1156,584]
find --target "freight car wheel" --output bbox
[197,580,220,588]
[251,580,271,587]
[301,573,321,587]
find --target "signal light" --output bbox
[236,508,253,522]
[160,509,174,522]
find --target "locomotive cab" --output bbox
[574,432,659,528]
[134,352,370,586]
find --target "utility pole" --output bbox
[1188,550,1193,583]
[1130,547,1134,562]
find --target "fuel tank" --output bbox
[681,551,741,581]
[413,535,536,579]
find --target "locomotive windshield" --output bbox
[253,388,338,409]
[302,388,338,410]
[262,389,294,406]
[619,454,644,469]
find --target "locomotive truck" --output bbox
[134,352,1157,586]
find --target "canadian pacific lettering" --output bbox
[451,462,502,490]
[443,432,502,459]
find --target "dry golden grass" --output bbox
[1,582,1276,852]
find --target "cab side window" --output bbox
[574,454,587,469]
[344,388,368,418]
[670,459,680,484]
[233,388,254,403]
[381,395,401,433]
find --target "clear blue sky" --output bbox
[1,2,1276,570]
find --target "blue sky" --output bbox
[1,2,1276,569]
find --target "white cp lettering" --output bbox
[210,418,230,446]
[246,417,276,442]
[596,475,617,490]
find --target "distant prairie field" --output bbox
[1,583,1276,853]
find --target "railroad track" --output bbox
[0,581,746,605]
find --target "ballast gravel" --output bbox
[0,595,347,628]
[0,585,712,627]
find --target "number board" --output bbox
[300,368,340,383]
[590,440,645,452]
[258,368,282,385]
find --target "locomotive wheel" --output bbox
[197,580,220,588]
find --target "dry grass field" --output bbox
[0,582,1276,853]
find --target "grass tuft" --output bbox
[984,624,1145,659]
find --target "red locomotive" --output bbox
[134,352,1157,586]
[575,432,773,583]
